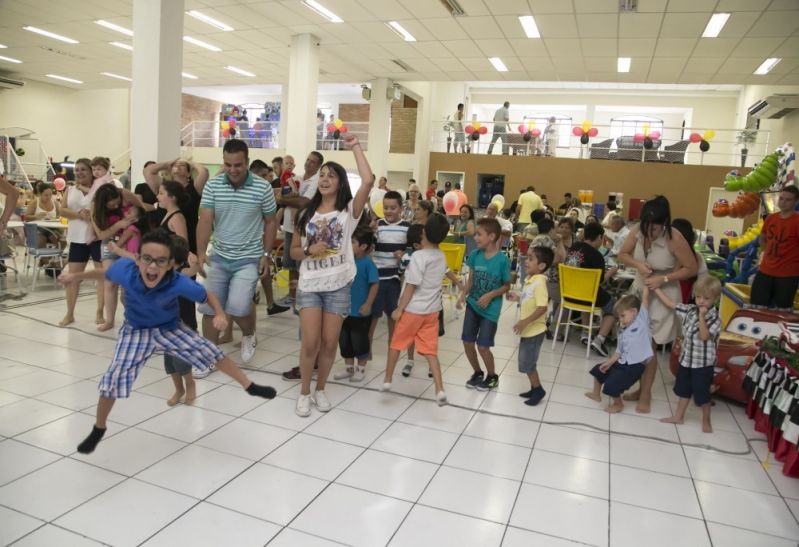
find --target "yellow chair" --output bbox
[553,264,603,358]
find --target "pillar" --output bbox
[130,0,184,178]
[412,82,434,187]
[284,34,320,156]
[367,78,392,178]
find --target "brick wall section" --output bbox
[338,104,369,122]
[181,93,222,147]
[390,99,417,154]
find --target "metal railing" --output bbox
[430,120,772,168]
[0,135,55,189]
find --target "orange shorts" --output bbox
[390,311,439,356]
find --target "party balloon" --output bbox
[471,133,480,141]
[465,126,475,135]
[223,129,231,138]
[220,121,228,130]
[340,126,348,133]
[479,126,487,134]
[689,132,702,144]
[491,194,505,208]
[523,133,532,142]
[580,134,589,145]
[333,129,341,139]
[518,124,527,134]
[335,119,343,129]
[531,128,541,138]
[327,123,336,132]
[582,120,591,132]
[229,128,237,137]
[703,130,716,141]
[588,127,598,137]
[473,122,481,130]
[369,189,386,217]
[642,123,650,134]
[650,131,661,140]
[443,191,460,215]
[373,201,384,218]
[633,133,644,143]
[228,119,236,128]
[53,177,66,191]
[491,199,503,210]
[572,126,583,137]
[644,137,654,149]
[700,140,710,152]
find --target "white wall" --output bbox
[0,79,130,163]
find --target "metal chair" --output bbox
[23,222,64,290]
[553,264,603,358]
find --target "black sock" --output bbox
[246,382,277,399]
[77,426,106,454]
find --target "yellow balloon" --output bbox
[335,119,343,129]
[704,129,716,141]
[582,120,591,132]
[491,199,503,210]
[642,123,650,135]
[373,201,384,218]
[527,121,536,131]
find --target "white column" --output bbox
[412,82,434,185]
[284,34,320,156]
[367,78,391,178]
[130,0,184,178]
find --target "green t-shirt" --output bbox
[466,249,511,323]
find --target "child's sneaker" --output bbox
[295,394,311,417]
[476,374,499,392]
[436,391,448,406]
[312,390,331,412]
[350,366,365,382]
[524,386,547,406]
[465,371,484,389]
[428,368,433,378]
[379,382,392,392]
[591,338,609,357]
[334,366,354,380]
[401,360,414,377]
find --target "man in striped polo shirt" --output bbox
[196,139,277,366]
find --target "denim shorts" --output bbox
[197,254,260,317]
[461,302,498,347]
[518,332,546,374]
[296,283,351,316]
[371,278,401,318]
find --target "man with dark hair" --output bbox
[426,179,437,200]
[558,192,573,215]
[271,156,283,181]
[487,101,511,155]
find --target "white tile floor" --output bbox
[1,293,799,546]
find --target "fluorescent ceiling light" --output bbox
[0,55,22,64]
[110,41,133,51]
[101,72,132,81]
[301,1,343,23]
[387,21,416,42]
[225,65,255,77]
[182,72,198,79]
[183,36,222,52]
[518,15,540,38]
[95,20,133,37]
[23,26,79,44]
[617,57,631,72]
[46,74,83,84]
[186,10,234,31]
[754,57,781,75]
[702,13,730,38]
[489,57,508,72]
[0,44,7,48]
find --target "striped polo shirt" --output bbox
[200,171,276,261]
[373,218,410,280]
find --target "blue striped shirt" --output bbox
[373,219,410,280]
[200,171,276,260]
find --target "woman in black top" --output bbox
[134,161,166,230]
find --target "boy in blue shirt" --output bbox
[58,230,277,454]
[457,218,511,391]
[335,227,379,383]
[585,289,653,413]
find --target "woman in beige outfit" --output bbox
[617,196,698,413]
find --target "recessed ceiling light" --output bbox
[301,0,343,23]
[23,26,79,44]
[702,13,730,38]
[95,20,133,37]
[182,72,198,79]
[518,15,540,38]
[754,57,781,75]
[0,55,22,64]
[386,21,416,42]
[183,36,221,52]
[617,57,631,72]
[0,43,7,48]
[101,71,132,81]
[225,65,255,77]
[186,10,234,31]
[489,57,508,72]
[46,74,83,84]
[110,41,133,51]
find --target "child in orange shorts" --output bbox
[380,213,451,405]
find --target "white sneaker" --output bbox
[379,382,392,392]
[241,335,257,363]
[334,367,354,380]
[350,366,365,382]
[436,391,448,406]
[192,363,215,379]
[295,394,311,417]
[312,390,332,412]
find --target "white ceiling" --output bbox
[0,0,798,89]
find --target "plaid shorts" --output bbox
[98,323,224,399]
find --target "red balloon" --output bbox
[465,126,475,134]
[588,127,598,137]
[228,119,236,128]
[633,133,644,143]
[518,124,526,134]
[531,128,541,138]
[650,131,661,140]
[443,191,459,215]
[572,126,583,136]
[340,126,348,133]
[327,123,336,132]
[689,132,702,144]
[222,129,231,138]
[479,126,488,134]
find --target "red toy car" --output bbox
[669,308,799,403]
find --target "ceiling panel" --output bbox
[508,38,549,57]
[730,37,785,58]
[580,39,618,57]
[717,57,765,74]
[535,15,580,38]
[544,39,582,57]
[483,0,527,16]
[618,38,657,57]
[659,13,709,39]
[573,0,619,13]
[654,38,698,58]
[618,13,664,38]
[690,38,740,58]
[719,12,760,38]
[664,0,718,12]
[576,14,618,39]
[746,10,799,37]
[457,16,505,39]
[418,18,467,41]
[474,39,516,57]
[682,57,725,74]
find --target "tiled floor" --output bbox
[1,292,799,546]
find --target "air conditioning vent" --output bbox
[0,76,24,89]
[748,94,799,119]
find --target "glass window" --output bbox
[609,115,663,142]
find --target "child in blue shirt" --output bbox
[58,229,277,454]
[335,227,379,383]
[585,289,654,413]
[457,218,511,392]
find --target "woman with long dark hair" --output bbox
[617,195,698,413]
[290,133,374,417]
[455,204,476,257]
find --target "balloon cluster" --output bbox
[727,219,763,251]
[724,151,780,192]
[633,123,661,150]
[465,123,487,141]
[689,130,715,152]
[572,120,598,145]
[517,122,540,143]
[326,119,348,139]
[220,117,237,138]
[443,190,468,215]
[712,192,760,218]
[53,177,66,191]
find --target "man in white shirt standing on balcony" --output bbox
[487,101,510,155]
